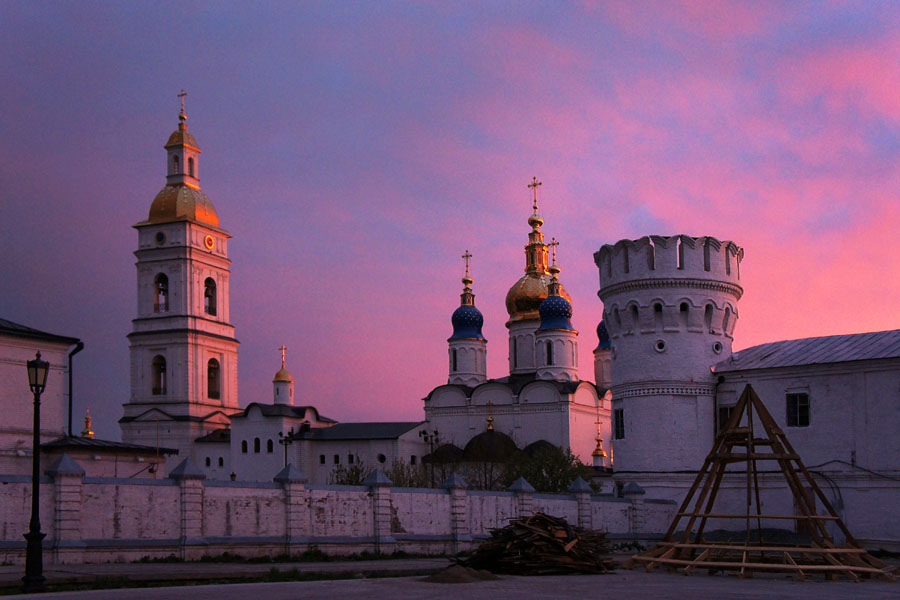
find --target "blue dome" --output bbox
[595,320,611,350]
[538,295,574,330]
[450,305,485,340]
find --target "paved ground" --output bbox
[0,557,895,599]
[3,568,897,600]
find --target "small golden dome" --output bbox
[165,129,199,149]
[273,367,294,383]
[505,274,571,324]
[147,185,220,228]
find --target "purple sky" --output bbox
[3,2,900,439]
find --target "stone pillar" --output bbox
[623,482,646,535]
[45,454,85,564]
[169,458,206,560]
[441,473,470,553]
[363,470,395,553]
[509,477,535,517]
[275,464,309,555]
[568,477,593,531]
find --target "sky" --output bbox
[2,1,900,440]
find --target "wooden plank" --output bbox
[655,542,867,554]
[676,512,839,520]
[631,556,889,575]
[784,551,806,581]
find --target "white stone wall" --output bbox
[0,464,677,564]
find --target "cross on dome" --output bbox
[462,249,472,278]
[279,344,287,368]
[528,176,542,215]
[549,237,559,266]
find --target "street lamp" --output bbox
[277,428,295,467]
[23,351,49,594]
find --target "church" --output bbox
[114,103,609,484]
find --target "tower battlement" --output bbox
[594,235,743,291]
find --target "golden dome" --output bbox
[147,184,220,228]
[505,273,571,325]
[165,129,199,149]
[273,366,294,383]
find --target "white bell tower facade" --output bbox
[120,96,240,461]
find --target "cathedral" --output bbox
[115,103,609,483]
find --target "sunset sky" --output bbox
[3,2,900,439]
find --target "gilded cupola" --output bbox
[505,177,571,325]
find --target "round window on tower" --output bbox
[155,231,166,245]
[712,341,723,354]
[654,339,666,353]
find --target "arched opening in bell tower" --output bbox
[172,155,179,174]
[204,278,217,316]
[152,355,166,395]
[188,157,195,177]
[154,274,169,313]
[207,358,221,399]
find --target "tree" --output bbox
[384,459,428,488]
[328,457,373,485]
[505,445,595,493]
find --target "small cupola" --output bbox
[273,345,295,405]
[164,90,202,189]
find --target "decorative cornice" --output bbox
[611,381,716,398]
[599,277,743,301]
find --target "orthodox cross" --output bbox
[528,176,542,214]
[462,250,472,278]
[279,344,287,367]
[278,428,295,467]
[178,90,187,113]
[549,237,559,265]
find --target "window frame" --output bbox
[786,392,810,427]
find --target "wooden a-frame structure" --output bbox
[630,384,895,581]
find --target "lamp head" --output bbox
[27,352,49,395]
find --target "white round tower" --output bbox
[448,251,487,386]
[273,345,294,405]
[594,235,743,474]
[535,241,578,382]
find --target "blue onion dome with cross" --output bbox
[538,239,575,331]
[450,250,486,340]
[595,320,611,350]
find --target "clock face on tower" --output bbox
[204,235,215,250]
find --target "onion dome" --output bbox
[538,240,575,331]
[273,345,294,383]
[595,320,611,350]
[148,185,220,227]
[462,429,519,463]
[506,178,571,324]
[450,250,486,340]
[422,443,464,464]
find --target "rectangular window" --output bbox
[410,455,417,465]
[333,454,340,465]
[319,455,325,465]
[348,454,354,464]
[786,393,810,427]
[717,405,735,432]
[613,408,625,440]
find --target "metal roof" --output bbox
[295,422,424,441]
[0,318,80,345]
[713,330,900,373]
[41,435,178,455]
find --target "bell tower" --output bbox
[120,94,240,462]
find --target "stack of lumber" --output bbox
[457,512,615,575]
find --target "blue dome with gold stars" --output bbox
[538,295,574,330]
[451,305,485,340]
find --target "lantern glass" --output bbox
[27,352,50,395]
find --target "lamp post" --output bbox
[418,429,439,487]
[278,428,295,467]
[23,351,49,594]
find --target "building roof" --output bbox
[0,318,80,345]
[293,421,423,441]
[194,429,231,444]
[41,435,178,455]
[713,330,900,373]
[234,403,337,422]
[424,372,593,402]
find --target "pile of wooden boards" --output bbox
[457,512,615,575]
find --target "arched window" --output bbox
[630,305,640,332]
[679,302,690,329]
[266,439,274,453]
[546,340,553,366]
[154,274,168,313]
[254,438,261,453]
[188,157,194,177]
[513,338,518,368]
[218,457,224,467]
[333,454,340,464]
[205,457,211,467]
[654,303,664,331]
[241,440,248,454]
[705,304,714,333]
[172,155,179,174]
[319,455,325,465]
[151,355,166,395]
[451,349,457,372]
[207,359,220,399]
[723,307,732,334]
[204,278,217,316]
